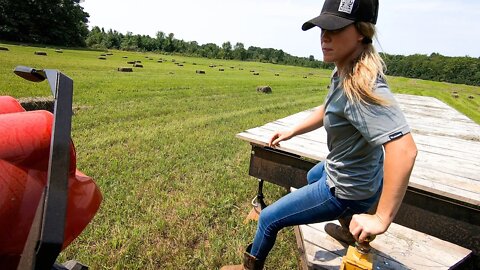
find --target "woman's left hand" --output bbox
[349,213,389,243]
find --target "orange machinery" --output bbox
[0,66,102,269]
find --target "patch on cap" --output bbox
[338,0,356,14]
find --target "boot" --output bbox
[324,217,355,245]
[220,244,265,270]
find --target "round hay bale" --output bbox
[123,56,128,58]
[145,56,149,58]
[250,70,255,72]
[100,54,107,56]
[257,86,272,94]
[133,63,143,68]
[107,53,113,56]
[468,95,475,99]
[303,76,308,79]
[178,64,184,67]
[192,63,197,65]
[127,61,135,64]
[55,49,63,53]
[253,72,260,76]
[118,67,133,72]
[34,51,47,56]
[239,68,244,70]
[219,68,224,71]
[209,65,215,68]
[157,60,163,63]
[135,60,142,63]
[196,70,206,74]
[0,46,9,51]
[275,73,280,76]
[452,93,459,98]
[98,56,107,60]
[230,66,235,69]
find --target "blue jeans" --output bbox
[249,161,381,260]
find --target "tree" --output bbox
[186,41,198,55]
[0,0,90,46]
[233,42,247,60]
[155,31,166,51]
[85,26,104,48]
[199,43,220,58]
[164,33,176,52]
[221,41,232,59]
[120,32,138,51]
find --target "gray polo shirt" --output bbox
[323,74,410,200]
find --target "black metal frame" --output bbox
[14,66,74,270]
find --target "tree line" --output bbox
[0,0,478,86]
[382,53,480,86]
[85,26,332,69]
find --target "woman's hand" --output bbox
[349,213,389,243]
[269,130,294,147]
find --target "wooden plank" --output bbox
[302,241,343,270]
[298,221,472,270]
[241,121,480,161]
[412,133,479,162]
[300,224,408,270]
[238,126,480,183]
[413,151,479,185]
[407,174,480,207]
[295,225,311,270]
[308,223,471,268]
[236,94,480,207]
[236,127,328,161]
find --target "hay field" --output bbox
[0,43,478,269]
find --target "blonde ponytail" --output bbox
[340,22,389,106]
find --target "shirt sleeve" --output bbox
[344,83,411,147]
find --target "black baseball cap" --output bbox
[302,0,379,31]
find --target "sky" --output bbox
[80,0,480,61]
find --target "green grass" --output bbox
[1,43,479,270]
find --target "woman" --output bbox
[222,0,417,269]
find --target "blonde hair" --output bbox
[340,22,389,106]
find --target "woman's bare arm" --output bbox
[269,105,325,147]
[349,133,417,242]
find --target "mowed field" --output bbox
[1,43,479,270]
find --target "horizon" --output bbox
[80,0,480,61]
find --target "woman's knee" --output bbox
[257,206,282,233]
[258,206,274,225]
